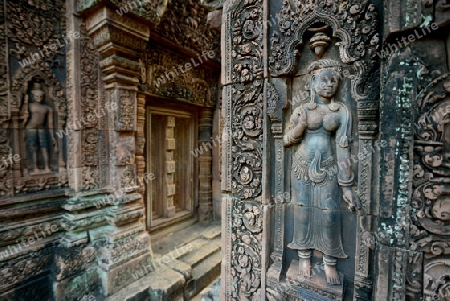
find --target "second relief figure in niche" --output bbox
[283,59,359,285]
[22,82,58,174]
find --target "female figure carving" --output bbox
[283,59,360,285]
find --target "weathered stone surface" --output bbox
[2,0,450,300]
[0,0,222,299]
[220,0,450,300]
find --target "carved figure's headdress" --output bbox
[31,82,45,96]
[308,59,342,75]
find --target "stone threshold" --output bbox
[102,222,221,301]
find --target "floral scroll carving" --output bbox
[413,73,450,235]
[80,22,100,190]
[223,0,265,299]
[231,84,263,200]
[231,201,262,300]
[157,0,220,57]
[411,73,450,300]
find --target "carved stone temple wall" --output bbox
[220,0,450,300]
[0,0,221,300]
[2,0,450,300]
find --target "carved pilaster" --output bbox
[83,5,152,296]
[135,94,146,195]
[266,80,287,282]
[199,108,214,223]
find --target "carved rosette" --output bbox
[410,73,450,300]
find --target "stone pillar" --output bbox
[52,1,102,300]
[198,108,214,223]
[83,6,153,296]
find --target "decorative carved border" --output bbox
[408,73,450,300]
[222,0,265,299]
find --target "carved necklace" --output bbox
[329,98,340,111]
[307,99,340,113]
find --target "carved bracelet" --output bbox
[285,132,301,145]
[338,173,354,186]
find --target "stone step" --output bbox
[104,223,221,301]
[152,222,207,256]
[180,238,221,268]
[185,250,222,299]
[105,265,185,301]
[199,224,221,240]
[197,277,220,301]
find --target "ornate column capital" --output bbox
[83,5,149,83]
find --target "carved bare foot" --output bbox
[29,169,40,175]
[298,258,311,278]
[324,264,340,285]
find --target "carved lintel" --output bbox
[142,44,217,106]
[107,0,168,25]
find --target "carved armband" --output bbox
[338,173,354,186]
[338,135,349,148]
